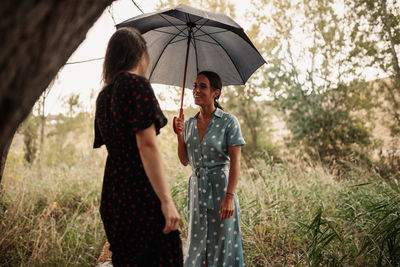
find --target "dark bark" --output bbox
[39,87,51,162]
[0,130,14,183]
[0,0,115,183]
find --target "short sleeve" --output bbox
[115,73,167,135]
[93,119,104,148]
[226,114,246,146]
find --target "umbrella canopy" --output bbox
[116,4,266,88]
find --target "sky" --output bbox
[43,0,257,115]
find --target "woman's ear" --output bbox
[215,89,221,99]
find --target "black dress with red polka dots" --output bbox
[94,72,183,266]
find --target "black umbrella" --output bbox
[116,4,266,133]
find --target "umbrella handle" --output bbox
[173,108,184,134]
[173,116,180,134]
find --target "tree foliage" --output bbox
[260,0,377,161]
[345,0,400,135]
[223,84,273,155]
[64,93,82,118]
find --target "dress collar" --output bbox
[194,107,223,119]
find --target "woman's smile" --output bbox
[193,94,202,99]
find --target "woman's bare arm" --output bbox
[136,124,180,233]
[220,145,241,220]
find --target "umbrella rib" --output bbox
[151,29,229,43]
[193,19,210,36]
[158,14,189,38]
[196,27,245,83]
[149,30,188,80]
[191,32,200,75]
[195,29,230,37]
[170,37,189,44]
[192,38,219,46]
[193,16,206,25]
[192,20,228,45]
[153,29,187,38]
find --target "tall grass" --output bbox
[0,148,106,266]
[1,113,399,266]
[237,157,400,266]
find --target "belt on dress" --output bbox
[192,165,227,210]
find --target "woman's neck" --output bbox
[127,63,148,78]
[199,105,216,121]
[127,69,146,77]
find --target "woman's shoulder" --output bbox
[96,85,112,105]
[216,109,238,122]
[115,72,150,86]
[114,73,155,99]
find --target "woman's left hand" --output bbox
[219,194,234,221]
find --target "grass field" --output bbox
[0,113,399,266]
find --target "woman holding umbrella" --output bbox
[176,71,246,266]
[94,27,183,266]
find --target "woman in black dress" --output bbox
[94,27,183,266]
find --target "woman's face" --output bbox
[193,74,220,107]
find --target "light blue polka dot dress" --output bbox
[183,108,246,267]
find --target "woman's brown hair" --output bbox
[197,71,223,110]
[102,27,148,87]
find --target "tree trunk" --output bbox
[0,0,115,183]
[0,129,14,183]
[39,93,46,161]
[39,110,45,165]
